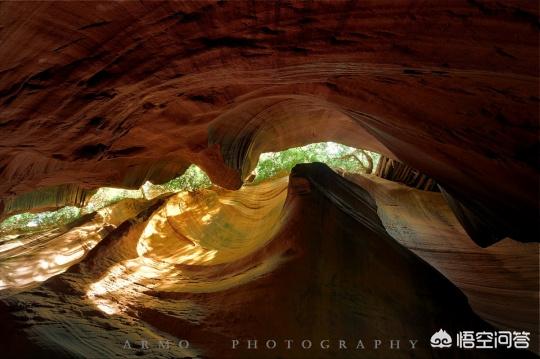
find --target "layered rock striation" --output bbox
[0,1,538,245]
[2,164,536,358]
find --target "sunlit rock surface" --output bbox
[0,198,157,293]
[0,1,538,244]
[0,1,538,358]
[0,166,537,358]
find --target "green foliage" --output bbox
[0,206,81,234]
[253,142,379,183]
[0,165,211,235]
[151,165,212,193]
[0,146,376,234]
[84,187,143,213]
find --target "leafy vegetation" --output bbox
[147,164,212,194]
[0,165,212,235]
[0,144,377,234]
[85,187,144,213]
[252,142,379,183]
[0,206,81,235]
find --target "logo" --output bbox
[430,329,452,348]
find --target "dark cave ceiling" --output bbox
[0,1,538,246]
[0,1,539,358]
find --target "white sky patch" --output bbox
[325,142,342,155]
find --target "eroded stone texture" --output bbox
[0,1,538,245]
[2,165,536,358]
[0,2,538,357]
[0,197,159,293]
[349,173,539,349]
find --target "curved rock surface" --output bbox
[1,164,535,358]
[349,173,539,349]
[0,197,159,293]
[0,2,538,358]
[0,1,538,244]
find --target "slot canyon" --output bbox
[0,1,538,358]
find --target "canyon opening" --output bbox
[0,1,538,359]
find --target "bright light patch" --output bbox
[53,248,85,266]
[253,142,380,183]
[326,142,341,155]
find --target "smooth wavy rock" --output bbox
[0,198,159,294]
[0,1,538,245]
[348,173,539,350]
[0,164,535,358]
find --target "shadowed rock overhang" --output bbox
[0,3,538,247]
